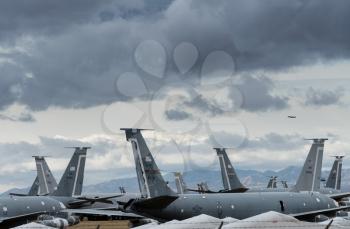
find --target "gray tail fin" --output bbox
[174,172,188,194]
[53,147,88,196]
[294,138,327,192]
[267,176,277,189]
[326,156,344,190]
[34,156,58,195]
[122,128,175,198]
[215,148,246,190]
[281,180,288,189]
[28,176,40,196]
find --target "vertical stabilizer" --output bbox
[294,138,327,192]
[28,176,40,196]
[281,181,288,189]
[267,176,277,189]
[326,156,344,190]
[122,128,175,198]
[53,147,88,196]
[34,156,58,195]
[215,148,245,190]
[174,172,188,194]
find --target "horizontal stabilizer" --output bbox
[9,193,30,197]
[67,194,123,207]
[327,192,350,201]
[290,206,350,220]
[62,209,143,219]
[132,195,178,209]
[186,187,249,194]
[0,211,46,224]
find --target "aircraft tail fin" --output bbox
[28,176,40,196]
[34,156,58,195]
[53,147,88,197]
[294,138,327,192]
[174,172,188,194]
[267,176,277,189]
[215,148,246,190]
[122,128,175,198]
[326,156,344,190]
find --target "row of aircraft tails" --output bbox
[1,128,350,228]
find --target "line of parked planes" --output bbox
[1,128,350,228]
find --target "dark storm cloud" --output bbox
[164,75,288,120]
[0,0,349,111]
[304,87,344,106]
[165,109,192,121]
[164,94,226,121]
[236,75,289,112]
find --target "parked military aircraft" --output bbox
[325,156,344,191]
[215,140,343,195]
[121,128,349,222]
[0,196,67,228]
[32,147,143,220]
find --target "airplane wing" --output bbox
[0,211,46,224]
[290,206,350,220]
[9,193,30,197]
[62,209,143,219]
[327,192,350,201]
[186,187,249,193]
[131,195,178,209]
[67,194,123,207]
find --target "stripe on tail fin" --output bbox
[122,128,175,198]
[215,148,246,191]
[294,138,327,192]
[173,172,188,194]
[53,147,88,197]
[326,156,344,190]
[34,156,58,195]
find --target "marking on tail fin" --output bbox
[131,138,151,198]
[335,161,340,190]
[36,161,49,194]
[218,154,231,190]
[72,154,86,196]
[311,147,321,192]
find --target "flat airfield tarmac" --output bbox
[69,220,131,229]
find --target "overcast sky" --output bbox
[0,0,350,192]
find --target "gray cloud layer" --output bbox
[0,0,349,112]
[304,87,344,106]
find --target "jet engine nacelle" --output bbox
[336,211,349,217]
[339,201,350,206]
[39,218,69,229]
[314,214,329,222]
[67,215,80,225]
[37,214,79,228]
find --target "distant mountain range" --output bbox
[3,166,350,196]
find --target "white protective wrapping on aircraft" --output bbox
[319,217,350,227]
[11,222,55,228]
[136,211,348,229]
[223,211,344,228]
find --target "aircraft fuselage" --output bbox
[132,192,338,221]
